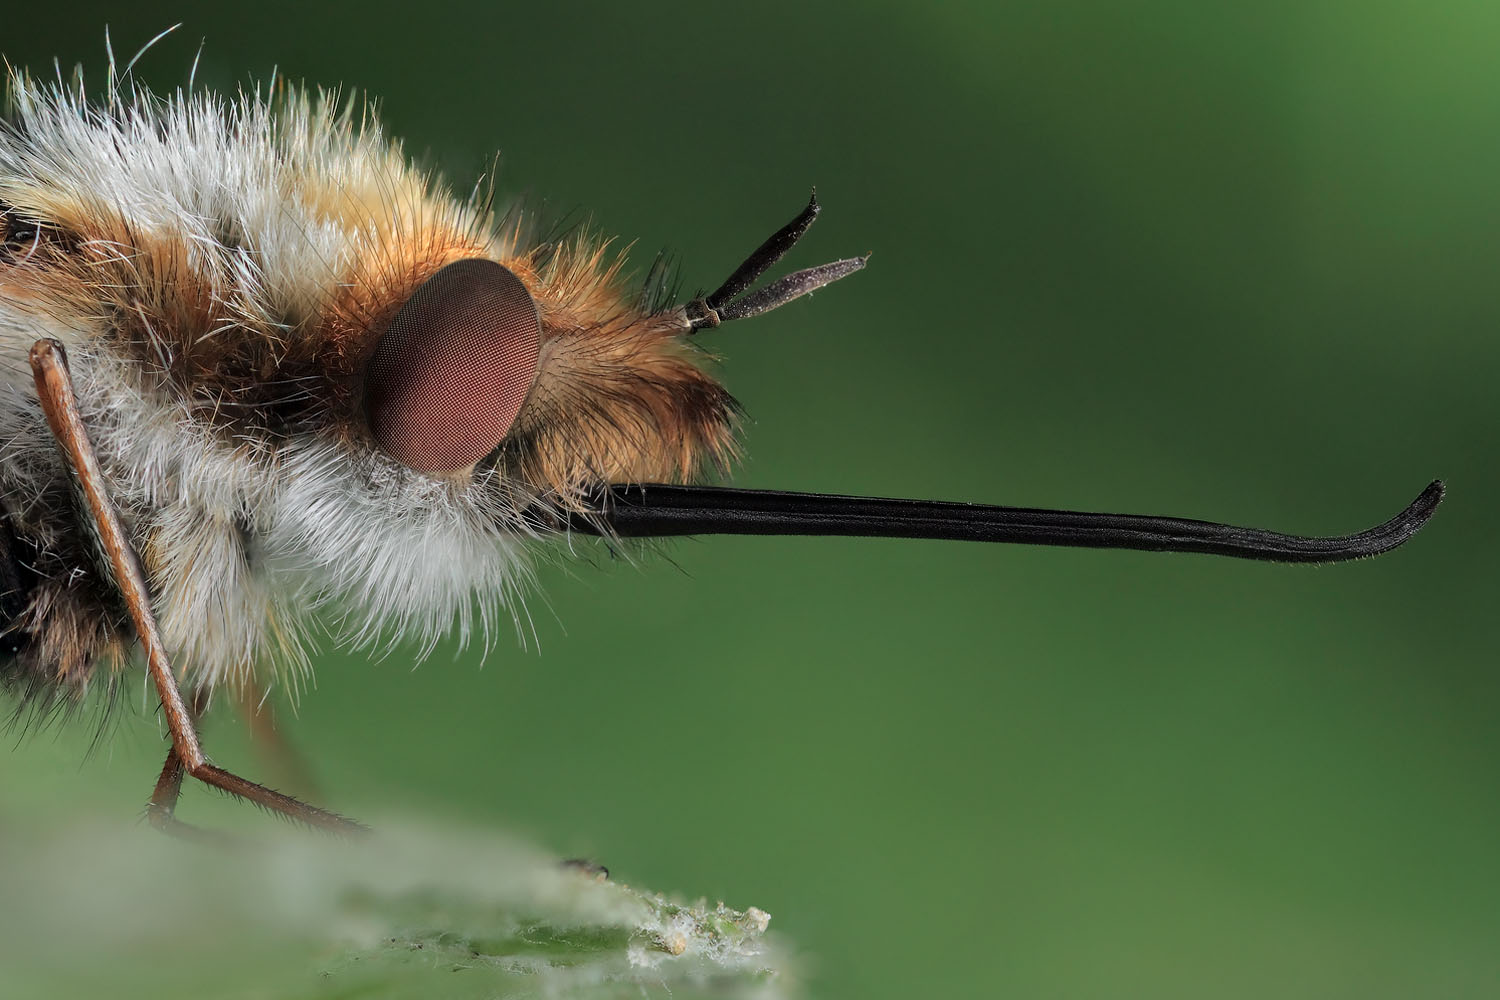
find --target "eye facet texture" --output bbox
[364,259,542,474]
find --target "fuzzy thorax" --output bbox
[0,73,737,697]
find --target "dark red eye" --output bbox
[363,259,542,474]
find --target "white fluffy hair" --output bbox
[0,66,542,695]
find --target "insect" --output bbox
[0,60,1442,837]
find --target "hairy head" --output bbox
[0,71,739,694]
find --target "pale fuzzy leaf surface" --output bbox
[0,818,793,999]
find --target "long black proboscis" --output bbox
[559,481,1444,563]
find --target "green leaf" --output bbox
[0,819,794,1000]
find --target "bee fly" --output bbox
[0,64,1442,836]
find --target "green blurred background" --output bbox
[2,2,1497,997]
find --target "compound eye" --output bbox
[363,259,542,474]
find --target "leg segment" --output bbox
[145,687,208,840]
[234,676,323,798]
[30,339,362,835]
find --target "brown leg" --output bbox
[234,677,322,798]
[30,339,363,835]
[144,688,198,837]
[144,744,223,842]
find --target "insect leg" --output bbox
[144,687,221,841]
[147,745,190,829]
[28,339,363,835]
[234,676,323,799]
